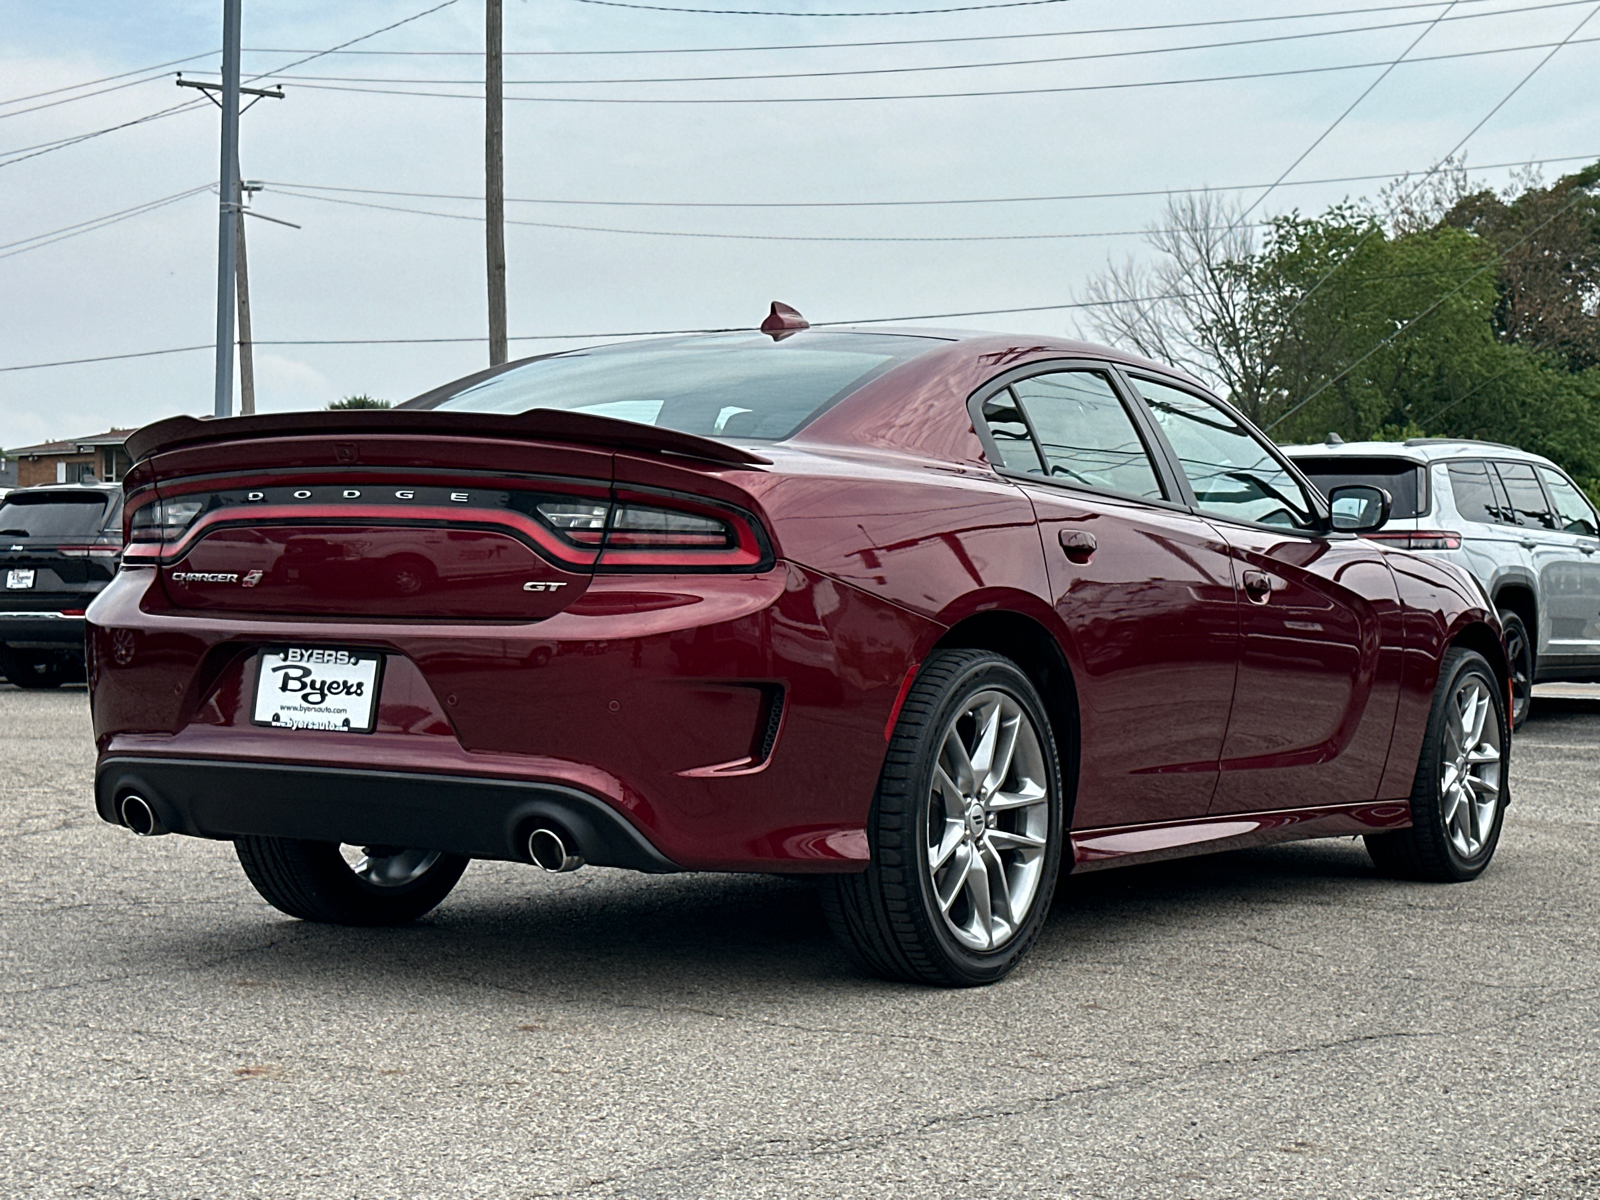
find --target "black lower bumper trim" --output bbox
[95,756,681,873]
[0,614,87,649]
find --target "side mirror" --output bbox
[1328,484,1391,533]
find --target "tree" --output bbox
[328,394,390,410]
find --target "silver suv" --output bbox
[1283,437,1600,728]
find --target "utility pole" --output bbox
[486,0,507,366]
[236,180,258,415]
[213,0,242,417]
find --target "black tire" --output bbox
[819,649,1066,987]
[1365,648,1509,882]
[0,646,69,689]
[234,837,469,925]
[1499,610,1533,731]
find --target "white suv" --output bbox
[1283,437,1600,728]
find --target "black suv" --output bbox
[0,483,123,688]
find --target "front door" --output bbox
[974,366,1239,829]
[1124,373,1403,815]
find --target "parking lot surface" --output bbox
[2,684,1597,1199]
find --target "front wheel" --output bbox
[820,649,1066,987]
[234,837,469,925]
[1499,610,1533,731]
[1366,648,1508,882]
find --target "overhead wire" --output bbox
[235,1,1598,86]
[259,153,1600,210]
[0,51,216,108]
[566,0,1087,14]
[0,184,213,260]
[274,34,1600,103]
[233,0,1560,56]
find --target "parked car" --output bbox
[1283,437,1599,729]
[0,482,122,687]
[87,318,1509,986]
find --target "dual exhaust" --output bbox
[118,791,583,874]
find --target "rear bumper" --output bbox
[95,755,681,872]
[0,610,86,650]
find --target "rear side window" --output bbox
[0,492,111,538]
[1534,466,1598,536]
[1494,462,1557,530]
[1293,457,1426,520]
[1447,462,1511,525]
[980,370,1165,500]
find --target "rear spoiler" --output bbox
[125,408,772,467]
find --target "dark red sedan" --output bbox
[87,313,1511,985]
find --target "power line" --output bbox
[267,185,1281,241]
[0,51,215,108]
[260,153,1600,210]
[0,72,181,122]
[0,183,212,259]
[0,97,211,169]
[233,0,1554,56]
[245,0,465,83]
[567,0,1084,14]
[232,2,1599,87]
[276,34,1600,103]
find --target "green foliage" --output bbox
[328,394,391,410]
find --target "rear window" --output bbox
[1292,457,1426,520]
[0,492,112,538]
[410,331,938,440]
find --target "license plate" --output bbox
[252,647,383,733]
[5,569,35,589]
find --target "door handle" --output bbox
[1520,539,1538,550]
[1581,545,1597,556]
[1242,569,1273,603]
[1058,529,1097,563]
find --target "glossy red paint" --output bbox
[88,329,1507,878]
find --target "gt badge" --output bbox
[523,581,568,592]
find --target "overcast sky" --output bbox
[1,0,1597,446]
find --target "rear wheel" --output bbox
[820,649,1065,987]
[1498,610,1533,731]
[234,837,469,925]
[1366,648,1507,882]
[0,646,73,689]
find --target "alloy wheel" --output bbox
[926,689,1051,951]
[1504,619,1533,727]
[1439,676,1503,860]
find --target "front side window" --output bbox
[1534,466,1598,536]
[1493,462,1557,530]
[1132,377,1317,531]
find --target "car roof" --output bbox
[1281,438,1556,468]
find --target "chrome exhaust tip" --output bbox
[119,793,167,837]
[527,827,584,873]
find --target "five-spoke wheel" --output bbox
[1366,647,1509,882]
[821,649,1065,986]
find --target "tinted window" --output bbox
[1534,466,1598,536]
[1293,457,1425,519]
[1494,462,1557,530]
[995,371,1164,499]
[1446,462,1510,524]
[413,331,934,440]
[1133,377,1316,530]
[0,492,111,537]
[979,390,1045,473]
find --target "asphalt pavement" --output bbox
[2,682,1596,1199]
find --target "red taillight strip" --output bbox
[153,505,600,569]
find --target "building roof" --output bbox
[7,429,134,457]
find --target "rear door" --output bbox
[1123,373,1403,816]
[972,363,1240,829]
[1499,461,1600,659]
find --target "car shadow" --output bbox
[150,837,1384,998]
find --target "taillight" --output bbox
[534,495,768,571]
[127,496,207,543]
[55,546,121,558]
[1365,530,1462,550]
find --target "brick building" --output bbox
[7,430,134,488]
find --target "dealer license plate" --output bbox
[6,569,35,589]
[252,647,383,733]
